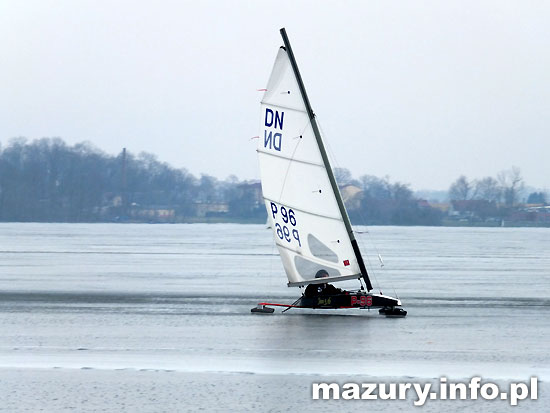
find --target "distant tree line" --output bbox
[0,138,264,222]
[334,168,443,226]
[448,167,528,205]
[447,168,548,222]
[0,138,545,225]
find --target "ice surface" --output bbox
[0,223,549,411]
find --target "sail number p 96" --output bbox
[270,202,301,247]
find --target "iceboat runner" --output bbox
[253,28,406,317]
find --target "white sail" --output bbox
[258,47,362,287]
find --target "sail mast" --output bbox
[279,28,373,291]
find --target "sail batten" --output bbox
[263,197,342,221]
[258,29,371,288]
[257,150,324,168]
[287,273,361,287]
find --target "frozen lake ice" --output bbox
[0,223,549,411]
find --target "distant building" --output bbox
[340,185,363,210]
[515,205,550,223]
[237,181,263,207]
[428,202,450,213]
[449,200,498,221]
[129,205,176,222]
[194,202,229,218]
[416,199,431,209]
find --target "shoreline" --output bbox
[0,220,549,227]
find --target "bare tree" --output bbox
[474,177,501,203]
[390,182,413,201]
[449,175,473,201]
[359,174,391,199]
[334,167,353,186]
[497,167,524,206]
[225,174,239,184]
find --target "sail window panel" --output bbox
[258,155,341,220]
[277,244,358,285]
[294,256,341,280]
[261,48,305,112]
[307,234,338,263]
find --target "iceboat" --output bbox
[253,28,406,318]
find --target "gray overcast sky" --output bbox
[1,0,549,190]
